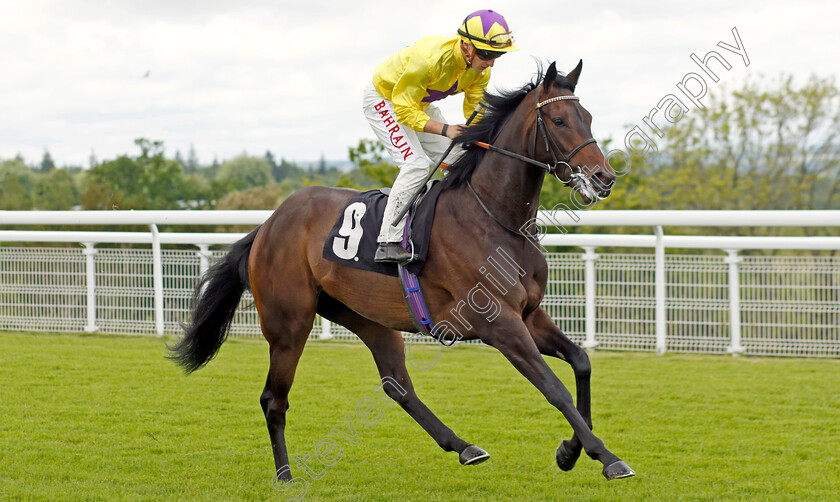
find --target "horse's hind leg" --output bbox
[525,307,593,472]
[318,297,486,465]
[257,305,314,482]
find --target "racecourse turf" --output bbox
[0,331,838,501]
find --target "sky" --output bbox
[1,0,839,168]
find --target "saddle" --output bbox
[322,181,444,277]
[322,182,446,341]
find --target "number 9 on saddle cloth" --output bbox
[322,181,444,278]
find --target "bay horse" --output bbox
[169,60,635,482]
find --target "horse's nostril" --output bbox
[593,172,613,187]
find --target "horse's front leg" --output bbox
[525,307,592,472]
[483,315,634,480]
[318,296,486,466]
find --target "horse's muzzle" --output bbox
[568,170,614,203]
[592,171,615,199]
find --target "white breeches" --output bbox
[362,84,461,243]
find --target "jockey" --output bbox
[363,9,519,264]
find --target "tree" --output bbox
[187,143,200,173]
[134,138,163,158]
[82,156,141,209]
[0,159,37,209]
[273,157,304,183]
[213,182,293,231]
[215,155,272,191]
[333,139,399,190]
[603,74,840,213]
[265,150,277,174]
[317,153,328,175]
[81,138,185,209]
[174,150,185,170]
[216,184,287,210]
[34,168,78,209]
[141,150,186,209]
[40,149,56,173]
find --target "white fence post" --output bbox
[725,249,745,355]
[195,244,211,297]
[150,225,164,337]
[82,242,98,333]
[309,316,335,340]
[196,244,211,277]
[655,226,667,355]
[318,317,333,340]
[581,247,599,350]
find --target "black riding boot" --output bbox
[374,243,413,264]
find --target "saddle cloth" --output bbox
[322,181,445,277]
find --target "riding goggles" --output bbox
[457,28,516,49]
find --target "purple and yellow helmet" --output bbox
[457,9,519,53]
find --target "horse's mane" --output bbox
[440,64,577,190]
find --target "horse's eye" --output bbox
[553,118,565,127]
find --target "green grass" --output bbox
[0,331,838,501]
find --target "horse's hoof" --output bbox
[459,444,490,465]
[602,460,635,480]
[555,440,580,471]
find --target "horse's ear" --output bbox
[542,61,557,92]
[566,59,583,89]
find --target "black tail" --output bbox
[168,225,261,373]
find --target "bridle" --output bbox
[466,84,602,241]
[471,85,598,186]
[533,91,598,186]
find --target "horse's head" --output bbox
[531,60,615,203]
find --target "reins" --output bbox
[466,179,539,241]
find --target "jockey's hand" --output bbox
[446,124,467,139]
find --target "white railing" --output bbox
[1,210,838,357]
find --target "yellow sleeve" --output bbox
[390,54,433,132]
[463,68,491,122]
